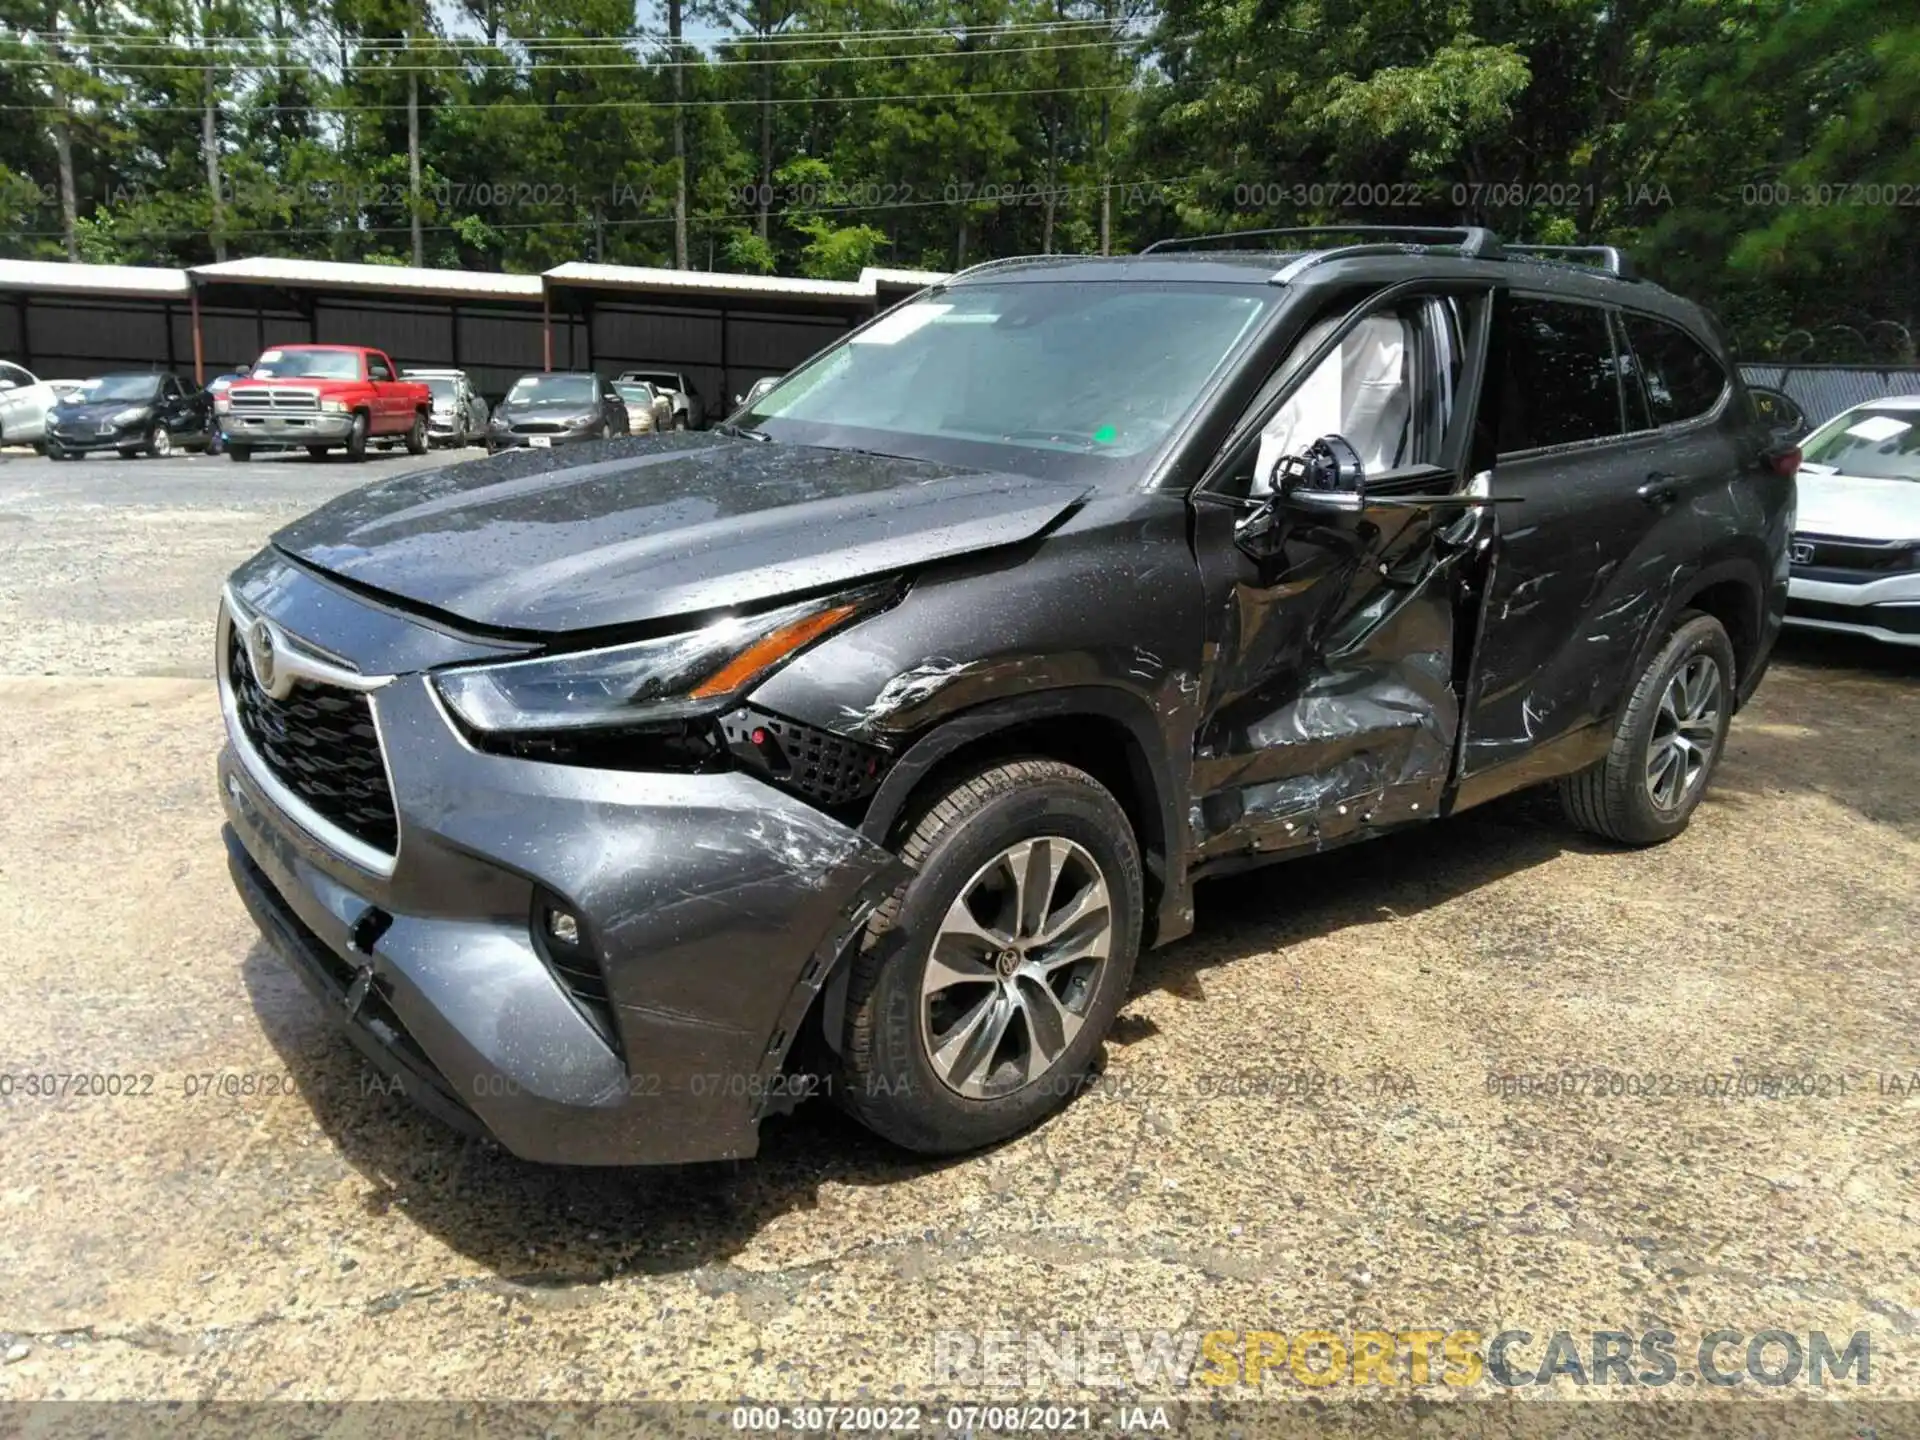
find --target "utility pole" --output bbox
[669,0,688,268]
[408,53,423,265]
[45,0,78,259]
[196,0,228,260]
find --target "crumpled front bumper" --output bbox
[218,593,904,1165]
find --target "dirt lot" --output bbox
[0,450,1915,1412]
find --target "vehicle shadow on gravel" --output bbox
[239,789,1602,1284]
[1713,630,1920,839]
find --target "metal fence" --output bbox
[1738,364,1920,429]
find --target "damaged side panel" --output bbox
[1454,426,1711,801]
[1185,495,1475,867]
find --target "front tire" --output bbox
[227,446,252,462]
[344,411,369,462]
[1559,613,1735,845]
[835,760,1142,1154]
[147,425,172,458]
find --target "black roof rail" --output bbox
[1141,225,1503,260]
[1504,243,1636,279]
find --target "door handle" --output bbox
[1637,472,1680,508]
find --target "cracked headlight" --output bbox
[433,587,887,734]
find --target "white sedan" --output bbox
[1786,394,1920,648]
[0,360,57,448]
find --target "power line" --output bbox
[0,36,1135,74]
[8,172,1199,240]
[1,80,1135,114]
[4,19,1136,53]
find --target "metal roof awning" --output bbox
[0,259,191,300]
[189,257,546,303]
[542,263,948,313]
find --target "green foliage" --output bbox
[0,0,1913,352]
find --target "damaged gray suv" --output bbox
[218,227,1795,1164]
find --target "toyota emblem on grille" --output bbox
[245,617,287,698]
[1790,541,1815,565]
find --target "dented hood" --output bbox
[272,434,1089,634]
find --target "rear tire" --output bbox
[834,759,1142,1155]
[405,412,428,455]
[344,411,369,462]
[672,414,688,431]
[1559,613,1735,845]
[306,445,330,458]
[228,445,252,463]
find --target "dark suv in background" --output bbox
[218,228,1793,1166]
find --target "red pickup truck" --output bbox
[221,344,432,463]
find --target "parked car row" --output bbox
[3,354,725,460]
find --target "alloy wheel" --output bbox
[1645,654,1722,811]
[150,426,171,458]
[919,836,1112,1100]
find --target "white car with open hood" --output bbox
[1786,395,1920,648]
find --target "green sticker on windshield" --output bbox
[1092,424,1117,446]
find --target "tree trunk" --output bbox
[1041,114,1058,253]
[670,0,688,269]
[756,26,772,242]
[408,67,423,265]
[45,0,77,259]
[203,68,227,261]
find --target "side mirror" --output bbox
[1749,386,1806,445]
[1277,434,1368,514]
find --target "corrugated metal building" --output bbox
[1739,364,1920,429]
[0,258,946,408]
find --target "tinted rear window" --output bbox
[1495,297,1624,452]
[1622,314,1726,426]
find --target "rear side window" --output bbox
[1494,297,1624,452]
[1621,314,1726,426]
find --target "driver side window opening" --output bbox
[1241,294,1467,498]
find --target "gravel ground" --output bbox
[0,450,1915,1414]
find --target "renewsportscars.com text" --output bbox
[932,1327,1871,1391]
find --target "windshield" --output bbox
[508,375,595,405]
[627,373,678,390]
[72,374,160,403]
[616,383,654,403]
[421,376,458,400]
[250,349,361,381]
[736,281,1271,481]
[1800,406,1920,481]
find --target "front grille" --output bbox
[1788,598,1920,636]
[227,632,399,855]
[1792,533,1919,575]
[721,707,891,808]
[230,387,321,413]
[511,421,570,434]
